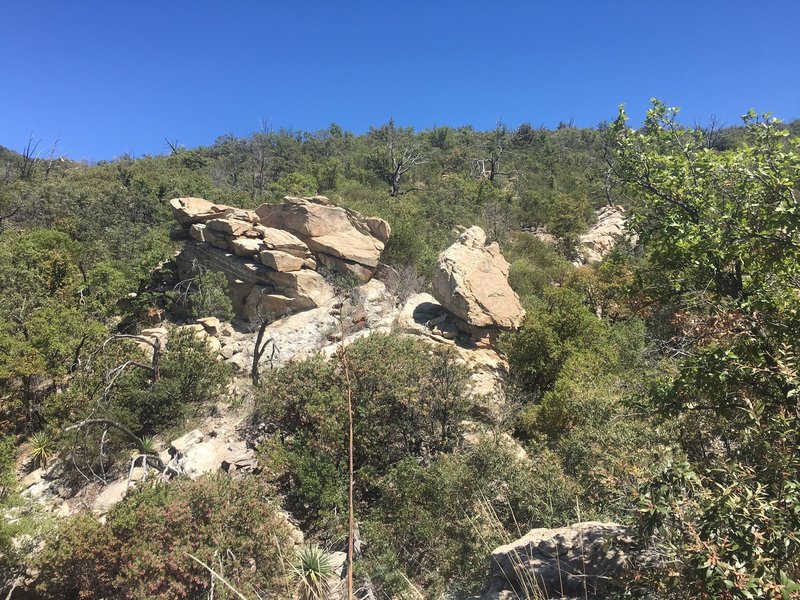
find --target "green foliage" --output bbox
[28,430,56,468]
[610,100,800,597]
[172,268,234,321]
[256,334,473,531]
[292,545,336,600]
[363,441,581,597]
[502,286,606,402]
[113,328,232,436]
[36,474,296,599]
[0,435,16,571]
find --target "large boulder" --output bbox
[432,227,524,330]
[479,522,635,599]
[256,196,390,281]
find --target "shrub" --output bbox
[363,440,581,597]
[36,474,297,599]
[256,334,473,531]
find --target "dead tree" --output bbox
[64,418,176,476]
[372,119,429,196]
[251,318,276,386]
[164,137,181,155]
[473,122,517,182]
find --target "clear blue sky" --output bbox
[1,0,797,160]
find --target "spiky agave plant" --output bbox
[29,431,56,469]
[140,435,157,455]
[292,545,336,600]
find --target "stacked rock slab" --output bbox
[170,196,390,321]
[432,226,524,339]
[256,196,391,283]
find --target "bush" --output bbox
[256,334,473,531]
[113,328,232,436]
[363,440,581,597]
[36,474,297,599]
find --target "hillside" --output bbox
[0,104,798,599]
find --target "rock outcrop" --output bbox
[574,205,628,265]
[256,196,390,282]
[171,196,390,321]
[170,197,258,227]
[477,522,635,599]
[432,226,524,331]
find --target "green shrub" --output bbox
[363,440,581,597]
[256,334,472,532]
[36,474,296,599]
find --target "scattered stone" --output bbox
[197,317,221,336]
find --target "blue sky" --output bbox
[1,0,797,160]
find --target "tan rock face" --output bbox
[230,237,265,257]
[170,196,388,320]
[259,249,306,272]
[170,197,258,226]
[432,227,524,330]
[253,226,312,258]
[574,205,628,265]
[256,196,390,280]
[206,218,254,237]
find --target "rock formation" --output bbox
[432,226,525,331]
[256,195,390,282]
[574,205,628,265]
[170,195,390,321]
[477,522,636,599]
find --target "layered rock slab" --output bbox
[432,226,524,330]
[256,196,390,282]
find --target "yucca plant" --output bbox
[29,430,56,469]
[140,435,157,455]
[292,545,337,600]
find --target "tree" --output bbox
[369,119,429,196]
[473,121,517,182]
[609,100,800,598]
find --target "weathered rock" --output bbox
[394,293,449,338]
[197,317,221,336]
[479,522,635,599]
[256,196,389,281]
[259,249,306,272]
[170,197,233,226]
[230,237,265,257]
[206,218,254,237]
[170,429,204,454]
[175,242,334,320]
[189,223,207,242]
[316,253,375,282]
[253,226,313,258]
[170,198,259,227]
[574,205,628,265]
[92,479,129,514]
[432,226,524,330]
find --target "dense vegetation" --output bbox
[0,104,798,598]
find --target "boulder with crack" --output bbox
[432,226,525,332]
